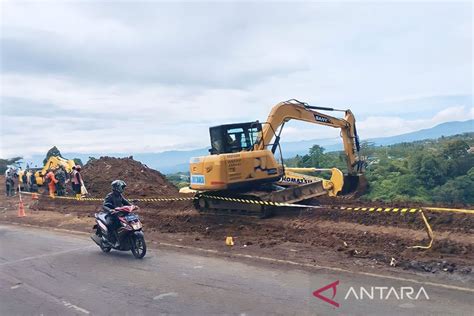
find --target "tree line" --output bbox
[285,133,474,205]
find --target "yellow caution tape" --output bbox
[336,206,421,213]
[20,190,474,216]
[424,207,474,215]
[134,197,195,202]
[336,205,474,215]
[20,191,194,202]
[410,210,434,250]
[200,194,315,208]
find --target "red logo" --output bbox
[313,280,340,307]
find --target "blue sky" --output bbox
[0,1,472,158]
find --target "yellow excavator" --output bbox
[37,156,76,185]
[18,156,77,186]
[187,99,366,217]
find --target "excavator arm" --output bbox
[256,99,364,176]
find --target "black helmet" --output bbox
[111,180,127,193]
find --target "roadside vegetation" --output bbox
[165,172,190,189]
[285,133,474,205]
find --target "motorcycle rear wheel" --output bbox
[96,228,112,253]
[131,235,146,259]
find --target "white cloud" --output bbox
[357,106,474,139]
[0,1,472,157]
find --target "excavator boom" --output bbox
[257,99,363,175]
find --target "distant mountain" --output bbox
[367,120,473,146]
[281,119,474,154]
[20,120,473,173]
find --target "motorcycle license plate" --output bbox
[125,214,138,221]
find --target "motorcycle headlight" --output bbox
[131,222,142,230]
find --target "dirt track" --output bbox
[1,176,473,279]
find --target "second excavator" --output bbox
[187,99,366,217]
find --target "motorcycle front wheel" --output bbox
[100,244,112,253]
[131,235,146,259]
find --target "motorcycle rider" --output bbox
[103,180,131,247]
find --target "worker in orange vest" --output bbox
[45,169,58,198]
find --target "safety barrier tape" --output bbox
[134,197,195,202]
[200,194,320,208]
[21,192,103,201]
[410,210,434,250]
[19,191,473,215]
[334,206,421,214]
[20,191,194,202]
[55,195,103,201]
[198,195,425,214]
[424,207,474,215]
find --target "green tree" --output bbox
[410,152,446,189]
[433,167,474,204]
[298,145,331,168]
[73,158,83,166]
[441,139,470,159]
[0,157,23,174]
[441,140,473,177]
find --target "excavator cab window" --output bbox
[209,122,262,155]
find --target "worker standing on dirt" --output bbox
[71,165,83,198]
[5,167,14,197]
[55,167,67,196]
[21,171,28,192]
[26,169,32,192]
[45,169,58,198]
[102,180,131,247]
[29,171,38,192]
[10,168,19,196]
[6,176,14,196]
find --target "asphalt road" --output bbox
[0,224,472,315]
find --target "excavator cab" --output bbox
[209,121,262,155]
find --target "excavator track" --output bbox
[194,180,329,218]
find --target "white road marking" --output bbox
[10,284,21,289]
[153,292,178,300]
[193,265,203,269]
[62,301,90,314]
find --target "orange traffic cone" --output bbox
[18,201,26,217]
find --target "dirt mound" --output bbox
[81,157,178,198]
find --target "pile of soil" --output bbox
[81,157,178,198]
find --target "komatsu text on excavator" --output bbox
[187,99,366,217]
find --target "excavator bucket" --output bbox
[341,174,368,197]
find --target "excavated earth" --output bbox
[1,158,473,281]
[81,156,179,197]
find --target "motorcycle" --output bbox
[91,205,147,259]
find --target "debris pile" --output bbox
[81,157,178,197]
